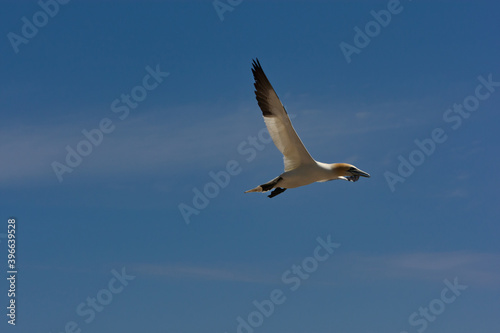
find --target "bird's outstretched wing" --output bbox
[251,59,315,172]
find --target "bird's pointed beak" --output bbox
[353,169,370,178]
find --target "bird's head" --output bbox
[332,163,371,182]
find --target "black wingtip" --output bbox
[250,58,282,117]
[251,58,262,74]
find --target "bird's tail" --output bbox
[244,186,264,193]
[244,176,282,194]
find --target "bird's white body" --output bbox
[245,59,370,198]
[277,162,337,189]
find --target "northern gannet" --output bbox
[245,59,370,198]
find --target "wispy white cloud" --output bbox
[449,139,485,160]
[444,188,468,198]
[130,262,274,284]
[127,251,500,289]
[0,97,432,186]
[292,100,419,139]
[331,251,500,288]
[0,124,71,184]
[0,103,258,185]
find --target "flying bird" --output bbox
[245,59,370,198]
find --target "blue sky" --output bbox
[1,0,499,332]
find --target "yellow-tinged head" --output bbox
[331,163,370,182]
